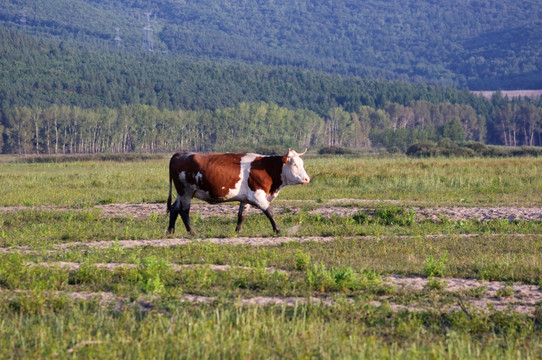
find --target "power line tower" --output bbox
[142,12,154,52]
[20,9,27,31]
[114,27,122,48]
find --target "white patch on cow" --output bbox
[249,189,271,210]
[225,153,259,201]
[195,172,203,186]
[177,171,198,205]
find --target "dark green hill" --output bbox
[0,27,478,114]
[1,0,541,89]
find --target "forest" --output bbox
[1,3,542,154]
[1,0,541,89]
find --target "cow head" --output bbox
[282,149,310,185]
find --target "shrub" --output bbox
[510,146,542,157]
[407,141,542,158]
[463,141,488,154]
[12,153,164,163]
[438,146,475,158]
[425,278,447,291]
[294,250,311,271]
[423,253,448,278]
[406,142,437,157]
[137,256,170,294]
[305,263,381,292]
[352,211,370,225]
[318,146,353,155]
[374,206,416,226]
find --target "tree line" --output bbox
[2,99,540,155]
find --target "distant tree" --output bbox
[5,107,33,155]
[494,103,517,146]
[517,104,541,146]
[0,121,4,153]
[441,117,466,143]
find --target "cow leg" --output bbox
[167,197,180,234]
[262,207,280,234]
[179,201,194,235]
[235,203,250,232]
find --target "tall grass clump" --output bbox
[423,253,448,278]
[137,256,171,294]
[305,263,381,292]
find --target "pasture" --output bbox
[1,154,542,359]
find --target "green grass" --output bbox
[1,297,540,359]
[1,208,541,247]
[1,155,542,358]
[305,156,542,206]
[0,156,541,206]
[0,160,167,207]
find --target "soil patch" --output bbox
[96,202,542,222]
[2,200,542,222]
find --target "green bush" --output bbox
[294,250,311,271]
[374,206,416,226]
[407,141,542,158]
[463,141,488,153]
[12,153,164,163]
[423,253,448,278]
[318,146,353,155]
[406,142,438,157]
[137,256,171,294]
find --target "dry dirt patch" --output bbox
[2,200,542,222]
[95,201,542,222]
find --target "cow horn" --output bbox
[298,149,307,156]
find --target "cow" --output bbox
[167,149,310,235]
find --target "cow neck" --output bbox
[248,155,284,194]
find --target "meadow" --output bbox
[1,154,541,359]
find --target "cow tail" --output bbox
[167,170,173,214]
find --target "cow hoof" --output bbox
[167,228,175,234]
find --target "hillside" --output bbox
[0,27,479,113]
[1,2,541,154]
[1,0,541,89]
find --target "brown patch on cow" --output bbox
[194,153,243,199]
[170,153,243,200]
[248,156,283,195]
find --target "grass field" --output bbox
[1,154,541,359]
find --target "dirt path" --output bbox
[97,201,542,222]
[2,200,542,221]
[5,234,542,255]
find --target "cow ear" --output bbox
[286,148,295,158]
[283,149,293,164]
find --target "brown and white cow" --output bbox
[167,149,310,234]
